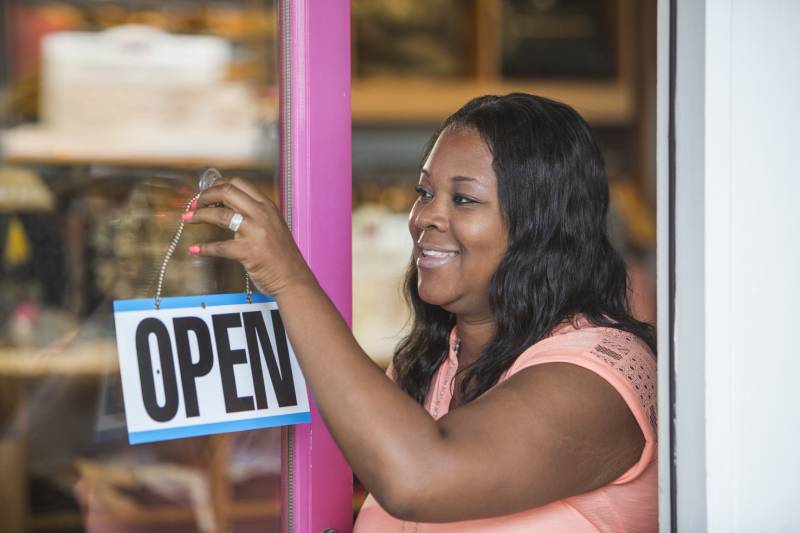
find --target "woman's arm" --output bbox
[187,177,645,522]
[188,178,445,513]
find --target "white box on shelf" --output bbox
[40,25,256,132]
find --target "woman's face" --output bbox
[409,127,508,319]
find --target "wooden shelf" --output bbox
[351,0,638,126]
[26,499,280,530]
[0,126,273,170]
[352,78,634,125]
[0,340,118,378]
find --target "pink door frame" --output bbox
[279,1,353,532]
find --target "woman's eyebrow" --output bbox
[420,170,483,185]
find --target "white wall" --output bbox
[666,0,800,531]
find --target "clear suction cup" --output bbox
[198,168,222,191]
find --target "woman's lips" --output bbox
[416,248,459,269]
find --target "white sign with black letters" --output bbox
[113,293,310,444]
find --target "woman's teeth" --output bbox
[422,250,457,257]
[417,248,459,268]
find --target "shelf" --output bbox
[352,78,635,125]
[26,499,280,530]
[0,126,274,170]
[0,340,118,378]
[351,0,639,126]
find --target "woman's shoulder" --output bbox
[505,316,658,434]
[518,315,655,365]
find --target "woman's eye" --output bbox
[453,194,476,205]
[415,187,433,201]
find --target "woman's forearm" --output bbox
[274,279,443,502]
[185,177,443,507]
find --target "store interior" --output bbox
[0,0,656,531]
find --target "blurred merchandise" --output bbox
[352,204,413,367]
[610,178,657,251]
[350,0,638,125]
[501,0,617,78]
[2,0,278,164]
[7,301,78,348]
[3,217,31,267]
[0,166,55,212]
[7,3,85,81]
[41,26,240,130]
[352,0,467,78]
[2,24,273,165]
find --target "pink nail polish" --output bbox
[190,199,198,210]
[181,211,194,221]
[188,245,200,255]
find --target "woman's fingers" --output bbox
[190,239,242,260]
[224,177,271,205]
[198,180,270,219]
[185,206,245,233]
[184,173,310,296]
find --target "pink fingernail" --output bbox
[190,199,198,210]
[181,211,194,221]
[188,245,200,255]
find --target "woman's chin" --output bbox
[417,285,457,311]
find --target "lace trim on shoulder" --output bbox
[590,329,658,432]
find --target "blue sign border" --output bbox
[114,292,275,312]
[128,412,311,444]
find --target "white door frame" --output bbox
[658,1,800,531]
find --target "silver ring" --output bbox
[228,212,244,232]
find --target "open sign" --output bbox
[113,293,311,444]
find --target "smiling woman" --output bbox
[411,128,508,320]
[187,93,657,532]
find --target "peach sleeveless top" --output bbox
[355,318,658,532]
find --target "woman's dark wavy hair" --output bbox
[392,93,656,407]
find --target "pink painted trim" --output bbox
[279,1,353,532]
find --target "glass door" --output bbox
[0,0,352,531]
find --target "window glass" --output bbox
[0,1,281,531]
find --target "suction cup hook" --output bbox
[198,168,222,192]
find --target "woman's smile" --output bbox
[416,243,461,268]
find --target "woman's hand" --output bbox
[184,176,316,296]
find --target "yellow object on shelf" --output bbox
[0,166,54,212]
[3,217,31,268]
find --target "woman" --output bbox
[186,93,658,531]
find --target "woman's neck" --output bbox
[454,315,495,367]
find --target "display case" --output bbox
[0,1,353,532]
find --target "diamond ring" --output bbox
[228,212,244,232]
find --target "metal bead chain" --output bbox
[153,191,253,309]
[245,271,252,302]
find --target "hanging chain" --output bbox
[153,170,253,309]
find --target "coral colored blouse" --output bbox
[354,318,658,532]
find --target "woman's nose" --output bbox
[414,199,448,232]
